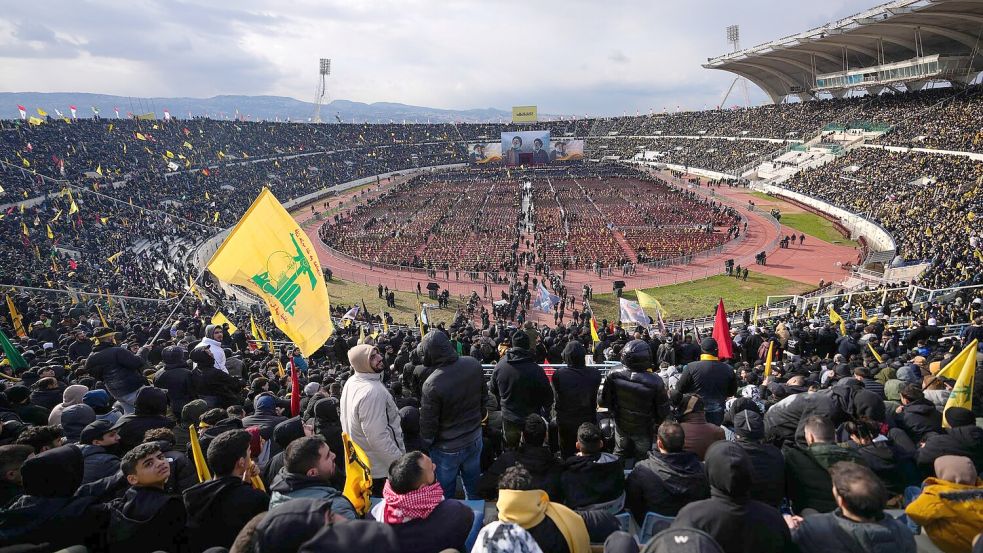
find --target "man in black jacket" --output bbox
[417,331,488,499]
[67,329,93,361]
[673,337,736,425]
[917,407,983,475]
[153,345,196,419]
[183,429,268,551]
[242,395,288,439]
[189,345,241,409]
[491,330,552,449]
[557,422,625,512]
[84,327,148,415]
[672,441,791,553]
[478,414,560,500]
[894,383,942,445]
[625,421,709,523]
[551,341,601,458]
[599,339,670,458]
[114,386,175,453]
[732,410,785,509]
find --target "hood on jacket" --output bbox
[203,325,218,341]
[134,386,168,416]
[61,384,89,407]
[416,331,458,368]
[189,345,215,369]
[255,497,333,553]
[161,345,188,368]
[561,341,586,368]
[313,398,341,425]
[21,444,84,497]
[116,485,178,524]
[298,519,400,553]
[270,467,339,496]
[348,344,375,374]
[705,441,752,500]
[399,405,421,437]
[182,399,209,425]
[935,455,977,484]
[61,404,97,442]
[182,476,246,521]
[562,451,621,472]
[883,379,903,401]
[853,390,886,423]
[647,450,705,496]
[273,416,305,450]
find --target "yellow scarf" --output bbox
[497,489,590,553]
[700,354,718,361]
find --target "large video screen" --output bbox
[551,139,584,162]
[468,142,502,164]
[501,130,550,166]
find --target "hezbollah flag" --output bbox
[939,339,978,426]
[207,188,333,356]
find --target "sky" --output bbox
[0,0,886,116]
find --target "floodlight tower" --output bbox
[719,26,751,108]
[313,58,331,123]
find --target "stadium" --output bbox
[0,1,982,552]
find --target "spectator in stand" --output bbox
[496,464,591,553]
[268,435,355,517]
[84,327,148,414]
[790,462,915,553]
[479,414,560,501]
[152,345,196,420]
[113,386,174,453]
[732,409,785,509]
[557,422,625,513]
[0,444,33,507]
[376,451,474,553]
[599,339,670,459]
[905,455,983,553]
[673,337,737,425]
[78,419,121,485]
[491,330,552,449]
[625,420,709,523]
[917,407,983,475]
[784,415,865,515]
[551,341,601,459]
[677,394,725,461]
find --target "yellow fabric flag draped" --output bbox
[107,251,123,264]
[342,432,373,516]
[206,188,334,357]
[763,340,775,378]
[5,295,27,338]
[250,314,268,345]
[939,339,978,426]
[867,342,883,363]
[211,312,238,335]
[46,225,54,239]
[189,425,211,482]
[828,306,847,335]
[96,304,109,327]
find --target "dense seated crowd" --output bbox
[780,147,983,290]
[592,137,783,174]
[1,269,982,553]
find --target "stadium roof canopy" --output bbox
[704,0,983,103]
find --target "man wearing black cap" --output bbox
[491,329,552,449]
[84,327,149,415]
[79,419,122,484]
[673,337,737,425]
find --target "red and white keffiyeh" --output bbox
[382,480,444,524]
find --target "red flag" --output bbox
[711,299,734,359]
[290,360,300,417]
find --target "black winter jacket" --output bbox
[418,332,488,451]
[182,476,268,551]
[917,425,983,475]
[550,343,601,423]
[84,343,148,398]
[154,362,196,419]
[673,357,737,413]
[895,399,943,443]
[735,439,786,509]
[490,348,552,423]
[625,450,709,522]
[599,366,670,436]
[558,452,625,510]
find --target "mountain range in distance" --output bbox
[0,92,560,123]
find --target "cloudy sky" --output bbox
[0,0,883,116]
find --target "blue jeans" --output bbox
[430,434,482,500]
[900,484,924,534]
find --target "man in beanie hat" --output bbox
[917,407,983,474]
[673,337,737,425]
[84,326,148,415]
[491,329,552,449]
[340,343,405,495]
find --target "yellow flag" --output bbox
[277,357,286,378]
[21,222,29,236]
[217,150,225,159]
[96,165,103,176]
[68,199,79,214]
[941,339,978,426]
[211,312,238,335]
[107,251,123,264]
[165,150,175,159]
[108,123,114,132]
[867,342,883,363]
[250,314,268,344]
[188,276,205,302]
[764,340,774,378]
[358,325,365,344]
[96,304,109,327]
[381,311,389,333]
[590,317,601,343]
[135,132,147,141]
[188,425,212,482]
[635,289,667,319]
[753,304,759,326]
[27,116,42,126]
[860,305,867,322]
[342,432,373,516]
[46,224,54,239]
[205,191,210,200]
[5,295,27,338]
[50,209,63,222]
[213,211,220,223]
[206,188,334,356]
[183,141,193,149]
[828,306,847,335]
[100,216,109,225]
[36,108,47,116]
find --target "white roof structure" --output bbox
[704,0,983,102]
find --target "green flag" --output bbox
[0,327,28,371]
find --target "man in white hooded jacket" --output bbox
[341,343,405,495]
[198,324,227,373]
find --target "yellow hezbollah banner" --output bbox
[207,188,334,356]
[512,105,538,123]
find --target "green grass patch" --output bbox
[588,273,812,322]
[325,278,464,326]
[779,213,858,247]
[749,191,778,202]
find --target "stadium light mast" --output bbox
[720,26,751,108]
[313,58,331,124]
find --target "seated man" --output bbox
[905,455,983,553]
[626,420,709,523]
[478,414,559,500]
[790,462,915,553]
[917,407,983,475]
[375,451,474,553]
[268,435,356,519]
[783,415,865,515]
[557,422,625,513]
[183,429,269,551]
[106,442,187,553]
[497,464,591,553]
[677,395,725,461]
[79,419,122,485]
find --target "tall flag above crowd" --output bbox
[207,188,334,357]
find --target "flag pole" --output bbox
[148,266,208,344]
